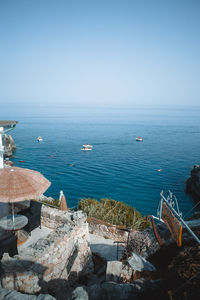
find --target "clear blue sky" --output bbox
[0,0,199,107]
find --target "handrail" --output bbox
[157,191,200,245]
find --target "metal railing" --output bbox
[155,190,200,245]
[114,227,131,260]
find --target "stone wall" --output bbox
[1,206,93,295]
[88,217,129,242]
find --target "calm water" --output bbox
[2,105,200,217]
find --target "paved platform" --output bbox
[89,234,125,261]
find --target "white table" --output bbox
[0,214,28,231]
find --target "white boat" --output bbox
[81,144,93,151]
[136,136,143,142]
[37,136,43,142]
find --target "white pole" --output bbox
[59,190,63,204]
[11,202,15,229]
[0,127,9,219]
[0,127,4,168]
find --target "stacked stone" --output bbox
[1,207,93,295]
[88,217,129,242]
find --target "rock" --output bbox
[72,211,86,221]
[133,278,162,295]
[126,225,172,259]
[101,282,140,300]
[106,261,136,284]
[3,134,16,157]
[106,261,123,282]
[37,295,56,300]
[0,289,56,299]
[87,284,103,300]
[86,279,162,300]
[128,252,156,272]
[38,195,55,203]
[186,165,200,198]
[4,159,14,167]
[186,165,200,196]
[70,286,89,300]
[0,289,36,299]
[119,264,133,283]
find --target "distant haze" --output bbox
[0,0,200,108]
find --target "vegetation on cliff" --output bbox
[41,198,60,208]
[78,198,151,231]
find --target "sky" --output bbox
[0,0,200,108]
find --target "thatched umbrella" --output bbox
[0,167,51,225]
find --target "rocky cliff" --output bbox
[186,165,200,199]
[3,134,16,157]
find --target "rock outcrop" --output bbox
[125,220,200,261]
[125,223,173,259]
[3,134,16,157]
[186,165,200,199]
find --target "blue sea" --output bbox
[2,105,200,218]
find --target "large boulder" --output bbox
[106,261,133,283]
[106,261,123,282]
[70,286,89,300]
[128,252,156,272]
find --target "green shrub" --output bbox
[78,198,151,231]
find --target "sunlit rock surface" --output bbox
[3,134,16,157]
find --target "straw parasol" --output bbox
[0,167,51,224]
[0,167,51,202]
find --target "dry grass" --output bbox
[42,198,60,208]
[78,198,151,231]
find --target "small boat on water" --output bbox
[136,136,143,142]
[81,144,93,151]
[37,136,43,142]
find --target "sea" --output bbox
[2,105,200,218]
